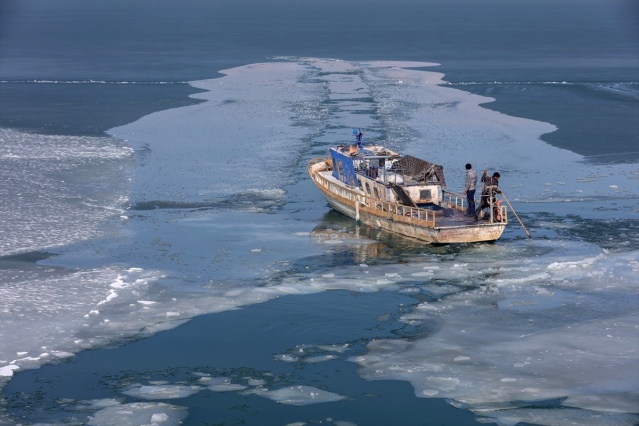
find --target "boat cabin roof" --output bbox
[330,143,447,189]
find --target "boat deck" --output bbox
[418,204,498,228]
[436,210,477,227]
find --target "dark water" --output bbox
[2,0,637,82]
[0,83,206,136]
[454,82,639,159]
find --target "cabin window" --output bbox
[374,187,380,199]
[420,189,432,200]
[350,176,356,187]
[337,160,344,180]
[365,182,371,194]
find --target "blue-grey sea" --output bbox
[1,1,638,425]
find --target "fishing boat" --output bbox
[308,131,509,244]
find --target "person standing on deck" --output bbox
[475,170,501,221]
[464,163,478,216]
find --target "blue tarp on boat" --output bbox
[330,147,358,187]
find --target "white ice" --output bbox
[122,383,201,400]
[0,128,132,256]
[346,244,639,425]
[207,377,248,392]
[109,62,317,203]
[85,400,187,426]
[248,385,346,406]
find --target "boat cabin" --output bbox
[329,143,447,209]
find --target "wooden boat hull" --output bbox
[309,159,506,244]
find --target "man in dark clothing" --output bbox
[475,170,501,221]
[464,163,477,216]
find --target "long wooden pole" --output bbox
[500,192,532,238]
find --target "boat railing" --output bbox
[443,189,508,224]
[443,190,466,212]
[309,162,438,224]
[371,199,436,222]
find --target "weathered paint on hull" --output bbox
[309,159,506,244]
[321,192,505,244]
